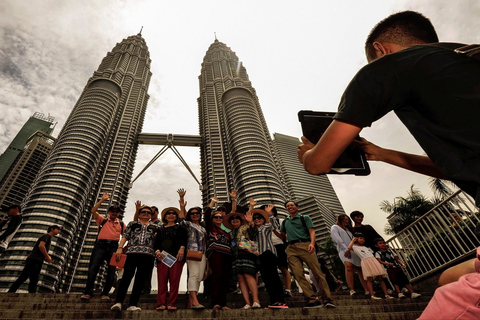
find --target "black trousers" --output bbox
[114,253,154,307]
[258,251,284,304]
[8,258,43,293]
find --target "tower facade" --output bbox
[0,33,152,293]
[0,112,55,183]
[0,131,55,212]
[198,40,288,209]
[273,133,344,243]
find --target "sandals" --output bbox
[156,305,166,311]
[213,304,222,310]
[167,305,177,310]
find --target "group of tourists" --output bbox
[75,189,336,311]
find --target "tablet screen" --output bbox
[298,110,370,175]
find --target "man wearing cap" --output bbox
[0,204,23,256]
[8,224,61,293]
[280,201,334,308]
[81,192,125,302]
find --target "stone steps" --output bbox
[0,291,430,320]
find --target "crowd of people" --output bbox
[91,189,336,311]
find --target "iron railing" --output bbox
[386,190,480,282]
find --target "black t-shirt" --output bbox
[28,233,52,261]
[335,43,480,204]
[154,224,188,256]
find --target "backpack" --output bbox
[281,215,319,252]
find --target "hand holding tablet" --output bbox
[298,110,370,176]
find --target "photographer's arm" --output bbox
[354,138,448,179]
[299,119,448,179]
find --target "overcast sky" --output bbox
[1,0,480,241]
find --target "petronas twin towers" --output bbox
[0,33,344,292]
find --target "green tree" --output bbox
[381,185,436,235]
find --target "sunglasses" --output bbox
[190,212,200,215]
[213,215,223,220]
[140,210,152,214]
[253,216,264,221]
[166,211,177,215]
[229,216,241,221]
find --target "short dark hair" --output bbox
[284,200,299,208]
[350,211,364,219]
[365,11,438,60]
[373,238,385,246]
[7,204,21,213]
[48,225,61,233]
[353,232,365,238]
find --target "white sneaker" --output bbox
[385,295,394,299]
[411,293,421,299]
[126,306,141,311]
[371,296,382,300]
[242,304,251,309]
[350,290,356,296]
[252,302,261,309]
[398,293,406,298]
[110,303,122,311]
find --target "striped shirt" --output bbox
[254,222,277,256]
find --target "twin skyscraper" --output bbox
[0,32,344,293]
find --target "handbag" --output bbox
[186,250,203,261]
[238,238,260,256]
[109,253,127,268]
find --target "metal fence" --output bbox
[386,190,480,282]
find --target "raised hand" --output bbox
[135,200,143,211]
[246,211,253,224]
[265,204,274,214]
[177,188,186,198]
[229,189,237,199]
[101,192,110,201]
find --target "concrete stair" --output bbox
[0,291,430,320]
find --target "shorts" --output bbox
[387,268,410,288]
[274,244,288,269]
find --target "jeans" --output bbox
[8,258,43,293]
[84,240,118,296]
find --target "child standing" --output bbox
[374,238,421,299]
[348,233,393,300]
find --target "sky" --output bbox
[1,0,480,242]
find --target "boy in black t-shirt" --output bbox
[8,225,61,293]
[374,238,421,299]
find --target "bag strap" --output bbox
[97,218,124,240]
[454,44,480,61]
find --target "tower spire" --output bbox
[214,32,217,41]
[138,26,143,35]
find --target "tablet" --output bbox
[298,110,370,176]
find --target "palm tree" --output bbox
[381,185,436,235]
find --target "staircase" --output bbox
[0,291,429,320]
